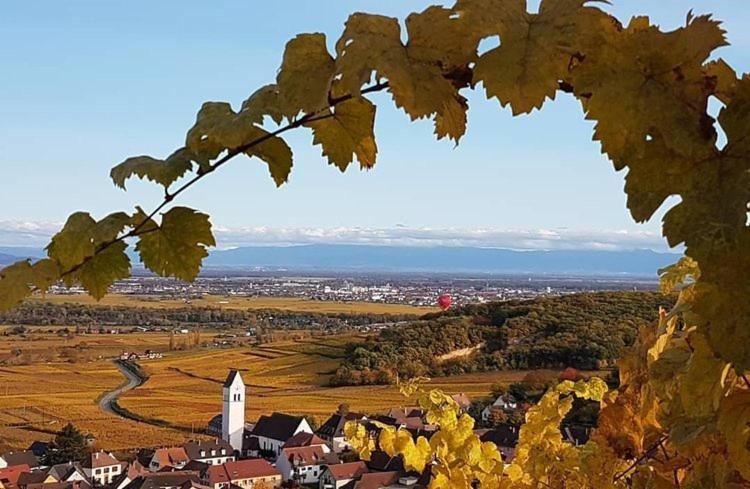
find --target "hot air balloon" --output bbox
[437,294,452,310]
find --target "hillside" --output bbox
[331,291,674,385]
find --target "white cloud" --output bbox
[0,220,671,251]
[211,225,670,251]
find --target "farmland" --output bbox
[0,331,568,451]
[31,294,435,315]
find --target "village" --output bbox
[0,369,595,489]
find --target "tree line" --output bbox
[331,291,674,385]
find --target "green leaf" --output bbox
[110,147,195,190]
[277,33,335,118]
[135,207,215,282]
[46,212,97,270]
[306,96,377,171]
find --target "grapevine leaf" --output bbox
[73,241,131,300]
[186,101,293,185]
[464,0,595,115]
[658,256,700,294]
[241,84,284,125]
[335,12,470,141]
[679,333,729,418]
[0,261,35,311]
[0,258,62,311]
[110,148,195,190]
[306,96,377,171]
[717,392,750,480]
[46,212,97,270]
[246,131,294,187]
[277,33,335,118]
[186,102,259,166]
[135,206,215,282]
[569,14,726,166]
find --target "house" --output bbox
[480,395,518,422]
[182,441,234,466]
[0,464,31,489]
[0,452,38,470]
[250,413,312,458]
[205,459,281,489]
[318,461,369,489]
[47,462,88,484]
[17,471,58,488]
[122,472,207,489]
[149,448,189,472]
[109,461,149,489]
[480,424,520,461]
[26,444,50,460]
[316,412,367,453]
[351,471,400,489]
[450,393,472,412]
[82,451,122,486]
[275,446,338,484]
[24,482,91,489]
[282,432,329,451]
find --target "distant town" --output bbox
[47,271,658,308]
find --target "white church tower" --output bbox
[222,370,245,452]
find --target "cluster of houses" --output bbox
[119,351,164,361]
[0,370,592,489]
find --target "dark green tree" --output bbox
[44,423,89,465]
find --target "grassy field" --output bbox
[32,294,436,315]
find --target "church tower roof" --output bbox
[224,370,243,388]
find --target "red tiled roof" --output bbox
[281,446,337,467]
[207,459,280,485]
[153,448,189,468]
[353,471,400,489]
[86,451,119,469]
[0,464,31,488]
[283,431,327,449]
[324,461,369,481]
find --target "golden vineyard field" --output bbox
[0,330,585,451]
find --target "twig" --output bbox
[613,435,668,482]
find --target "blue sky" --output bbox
[1,1,748,250]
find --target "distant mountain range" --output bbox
[203,245,679,276]
[0,244,681,276]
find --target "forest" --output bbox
[0,300,415,331]
[331,291,674,385]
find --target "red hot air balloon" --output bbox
[437,294,452,310]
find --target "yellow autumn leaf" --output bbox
[277,33,335,118]
[307,96,377,171]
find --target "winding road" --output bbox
[99,360,146,417]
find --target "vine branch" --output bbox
[56,81,390,281]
